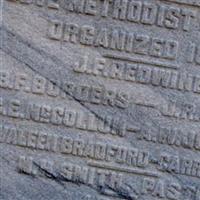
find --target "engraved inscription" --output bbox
[0,124,149,169]
[0,97,132,136]
[187,42,200,65]
[47,21,179,60]
[158,152,200,179]
[63,0,196,31]
[17,155,200,199]
[18,156,123,191]
[137,125,200,152]
[7,0,196,32]
[161,100,200,122]
[73,56,200,96]
[2,0,200,199]
[0,71,130,109]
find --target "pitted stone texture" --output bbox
[1,0,200,200]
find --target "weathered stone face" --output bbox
[0,0,200,200]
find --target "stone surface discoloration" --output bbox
[1,0,200,199]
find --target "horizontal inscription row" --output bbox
[17,155,200,200]
[1,124,200,179]
[73,56,200,95]
[138,125,200,152]
[0,96,136,136]
[47,21,179,61]
[0,71,130,109]
[7,0,197,32]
